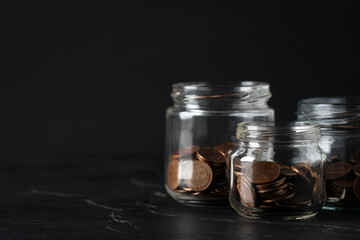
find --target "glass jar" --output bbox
[297,97,360,210]
[165,81,274,206]
[229,122,326,220]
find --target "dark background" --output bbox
[1,1,359,157]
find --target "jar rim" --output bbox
[298,96,360,106]
[236,121,321,142]
[171,81,272,110]
[297,97,360,129]
[173,80,270,96]
[172,81,269,94]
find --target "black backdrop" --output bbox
[1,1,359,157]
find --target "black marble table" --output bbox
[0,155,359,240]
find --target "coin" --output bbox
[257,182,289,195]
[237,177,256,207]
[259,204,278,209]
[246,161,280,184]
[167,160,180,190]
[291,164,311,184]
[262,189,295,203]
[329,155,339,162]
[215,142,238,156]
[326,162,352,180]
[312,177,320,202]
[332,176,355,189]
[196,147,226,164]
[281,199,311,206]
[183,160,213,191]
[280,165,297,177]
[175,189,187,193]
[256,176,287,190]
[350,151,360,163]
[353,177,360,200]
[353,163,360,176]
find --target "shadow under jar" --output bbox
[229,122,326,220]
[165,81,274,206]
[297,97,360,211]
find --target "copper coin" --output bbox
[262,189,295,203]
[257,182,289,195]
[280,165,297,177]
[196,147,226,164]
[259,204,278,209]
[174,189,187,193]
[171,145,200,158]
[215,142,238,156]
[225,156,231,170]
[326,162,352,180]
[353,177,360,200]
[256,176,287,190]
[281,199,311,206]
[191,192,202,196]
[312,177,320,202]
[183,160,213,191]
[167,160,180,190]
[353,163,360,176]
[332,176,355,189]
[237,175,251,186]
[291,165,311,184]
[246,161,280,184]
[258,189,289,201]
[329,155,339,162]
[295,162,311,171]
[350,151,360,163]
[237,177,256,207]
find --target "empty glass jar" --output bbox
[297,97,360,210]
[229,122,326,220]
[165,81,274,206]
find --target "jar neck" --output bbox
[236,121,321,145]
[240,139,320,148]
[171,81,271,111]
[297,97,360,129]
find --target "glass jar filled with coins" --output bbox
[229,122,326,220]
[297,97,360,210]
[165,82,274,206]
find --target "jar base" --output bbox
[233,208,319,220]
[165,185,230,207]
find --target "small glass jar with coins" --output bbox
[165,81,274,206]
[297,97,360,210]
[229,122,326,220]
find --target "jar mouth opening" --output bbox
[171,81,272,110]
[297,97,360,129]
[173,81,269,93]
[299,97,360,106]
[171,81,271,101]
[171,81,271,98]
[236,121,321,142]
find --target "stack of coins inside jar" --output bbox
[167,143,237,198]
[233,160,321,211]
[326,151,360,205]
[296,96,360,210]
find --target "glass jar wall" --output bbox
[297,97,360,210]
[229,122,326,220]
[165,81,274,206]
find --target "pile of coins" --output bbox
[234,161,320,209]
[326,151,360,205]
[167,143,237,197]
